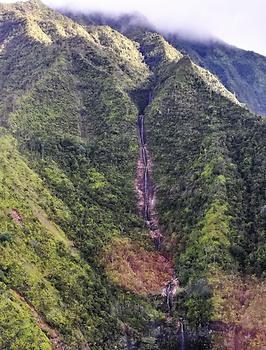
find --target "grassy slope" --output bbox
[0,133,164,349]
[0,2,167,349]
[0,133,94,349]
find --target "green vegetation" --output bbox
[145,55,266,346]
[0,2,163,349]
[0,284,52,350]
[0,1,265,349]
[68,12,266,115]
[166,35,266,115]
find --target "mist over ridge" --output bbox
[40,0,266,56]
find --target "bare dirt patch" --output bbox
[103,237,174,295]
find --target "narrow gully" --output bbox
[137,114,163,250]
[136,112,186,349]
[137,115,149,222]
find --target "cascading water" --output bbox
[162,278,180,315]
[136,111,186,349]
[137,115,149,222]
[137,114,163,250]
[181,322,185,350]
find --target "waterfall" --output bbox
[180,321,185,350]
[162,278,180,315]
[138,115,150,222]
[136,112,184,349]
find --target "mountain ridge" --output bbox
[66,11,266,115]
[0,1,265,349]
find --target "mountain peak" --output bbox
[0,0,48,16]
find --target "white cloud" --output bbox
[2,0,266,56]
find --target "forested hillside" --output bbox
[0,1,265,349]
[145,55,266,348]
[166,36,266,116]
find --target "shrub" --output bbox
[0,232,12,245]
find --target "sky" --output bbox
[2,0,266,56]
